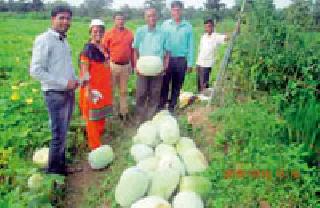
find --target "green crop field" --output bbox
[0,15,235,207]
[0,1,319,207]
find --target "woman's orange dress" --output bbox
[79,43,112,150]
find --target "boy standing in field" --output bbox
[30,5,79,176]
[196,19,228,93]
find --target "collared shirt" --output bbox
[102,27,134,64]
[196,32,226,68]
[161,19,194,67]
[30,28,77,91]
[133,25,168,59]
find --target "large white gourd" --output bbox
[137,56,163,76]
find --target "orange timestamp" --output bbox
[223,169,301,180]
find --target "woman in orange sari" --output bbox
[79,19,112,150]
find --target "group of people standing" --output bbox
[30,1,227,175]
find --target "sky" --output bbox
[44,0,292,9]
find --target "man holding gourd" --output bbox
[133,7,169,124]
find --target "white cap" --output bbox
[90,19,105,28]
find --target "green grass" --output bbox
[300,31,320,44]
[205,96,319,207]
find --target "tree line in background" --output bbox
[0,0,44,12]
[0,0,320,28]
[0,0,250,21]
[284,0,320,30]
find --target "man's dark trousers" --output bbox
[159,57,187,112]
[197,66,212,92]
[136,75,163,122]
[44,90,75,175]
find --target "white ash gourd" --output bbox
[136,56,163,76]
[115,110,211,207]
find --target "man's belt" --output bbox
[112,61,130,65]
[171,56,186,59]
[45,90,74,96]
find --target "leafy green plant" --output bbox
[228,0,320,166]
[205,99,319,207]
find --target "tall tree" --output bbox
[49,0,71,7]
[314,0,320,26]
[204,0,226,22]
[0,0,9,11]
[286,0,313,30]
[120,4,133,19]
[14,0,29,12]
[82,0,113,17]
[184,6,203,20]
[47,1,71,12]
[32,0,43,11]
[144,0,166,19]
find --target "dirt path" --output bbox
[185,106,220,163]
[186,106,217,139]
[63,119,136,208]
[64,160,109,208]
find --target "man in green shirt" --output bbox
[160,0,194,113]
[133,8,169,123]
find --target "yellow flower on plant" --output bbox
[11,92,20,101]
[32,88,39,93]
[11,85,19,90]
[19,82,27,87]
[26,98,33,105]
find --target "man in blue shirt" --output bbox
[160,0,194,113]
[133,8,169,123]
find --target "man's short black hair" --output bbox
[204,18,214,25]
[113,11,125,19]
[51,5,73,17]
[171,1,184,9]
[144,7,157,15]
